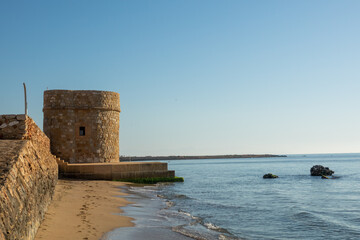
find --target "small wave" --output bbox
[176,210,234,237]
[175,194,190,199]
[204,222,231,234]
[178,209,192,217]
[163,193,192,200]
[294,211,313,219]
[172,225,214,240]
[219,234,243,240]
[294,210,360,234]
[172,224,239,240]
[293,210,349,230]
[165,200,175,208]
[178,209,201,221]
[128,185,156,194]
[205,222,221,230]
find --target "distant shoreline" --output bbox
[120,154,287,161]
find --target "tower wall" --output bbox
[43,90,120,163]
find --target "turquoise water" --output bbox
[107,154,360,240]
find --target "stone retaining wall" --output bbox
[0,115,58,240]
[57,160,175,180]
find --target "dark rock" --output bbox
[263,173,278,178]
[310,165,334,176]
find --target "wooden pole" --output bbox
[23,83,27,116]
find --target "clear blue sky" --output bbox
[1,0,360,156]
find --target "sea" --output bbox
[103,154,360,240]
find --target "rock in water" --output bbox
[263,173,278,179]
[310,165,334,176]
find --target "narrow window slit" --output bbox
[79,126,85,136]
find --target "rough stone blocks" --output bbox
[43,90,120,164]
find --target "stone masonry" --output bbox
[0,115,58,240]
[0,115,27,140]
[43,90,120,163]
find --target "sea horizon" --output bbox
[120,152,360,158]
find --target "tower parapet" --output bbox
[43,90,120,163]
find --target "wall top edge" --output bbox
[44,89,119,95]
[42,107,121,112]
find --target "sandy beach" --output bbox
[35,179,134,240]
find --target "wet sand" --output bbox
[103,186,195,240]
[35,179,134,240]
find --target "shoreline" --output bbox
[104,184,196,240]
[35,179,135,240]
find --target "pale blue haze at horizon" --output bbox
[1,0,360,155]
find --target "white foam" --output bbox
[205,222,220,230]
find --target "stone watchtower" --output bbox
[43,90,120,163]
